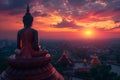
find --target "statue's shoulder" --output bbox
[31,28,38,33]
[18,28,25,34]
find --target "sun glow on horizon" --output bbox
[81,29,95,39]
[85,30,93,36]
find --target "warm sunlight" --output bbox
[85,30,93,36]
[81,29,95,39]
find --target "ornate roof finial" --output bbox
[27,4,30,13]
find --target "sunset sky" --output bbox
[0,0,120,39]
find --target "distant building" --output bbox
[57,51,73,67]
[90,53,101,66]
[74,58,90,72]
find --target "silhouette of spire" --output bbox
[24,4,31,16]
[27,4,30,13]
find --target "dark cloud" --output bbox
[32,11,49,17]
[0,0,35,15]
[113,15,120,23]
[107,0,120,10]
[100,0,114,3]
[95,0,120,14]
[68,0,87,7]
[109,26,120,31]
[40,0,88,19]
[0,0,32,10]
[41,0,64,8]
[68,0,97,8]
[114,7,120,12]
[68,0,120,23]
[8,9,24,15]
[41,0,65,11]
[0,0,119,16]
[54,19,82,29]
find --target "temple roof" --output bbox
[57,51,72,65]
[90,53,101,65]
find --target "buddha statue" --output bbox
[0,4,64,80]
[15,4,47,58]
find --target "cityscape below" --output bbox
[0,38,120,80]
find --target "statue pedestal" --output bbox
[0,54,64,80]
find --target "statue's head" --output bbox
[23,4,33,27]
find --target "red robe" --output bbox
[16,27,46,58]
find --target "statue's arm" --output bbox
[33,30,39,51]
[17,31,21,49]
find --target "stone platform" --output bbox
[0,54,64,80]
